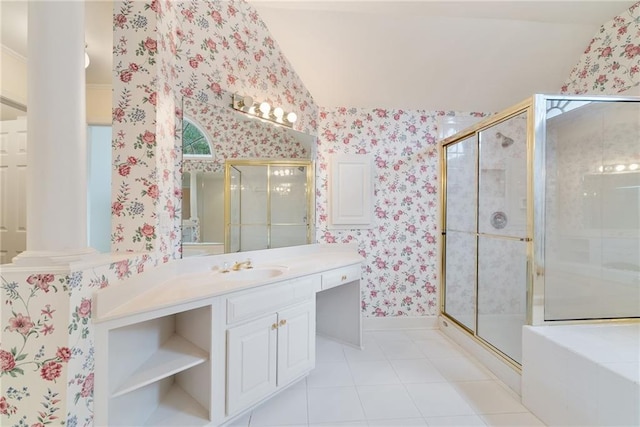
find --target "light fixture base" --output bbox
[232,93,296,128]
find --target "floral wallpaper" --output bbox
[316,108,487,317]
[1,272,70,426]
[0,254,157,427]
[111,0,318,256]
[562,1,640,94]
[4,1,639,425]
[182,97,310,174]
[4,1,318,422]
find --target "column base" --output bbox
[11,247,99,267]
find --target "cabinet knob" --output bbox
[271,323,278,330]
[279,319,287,326]
[341,275,347,281]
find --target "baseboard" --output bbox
[363,316,438,330]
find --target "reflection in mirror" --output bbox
[544,99,640,320]
[225,160,313,253]
[180,97,316,257]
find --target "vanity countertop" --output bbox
[93,243,363,323]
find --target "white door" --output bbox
[277,301,315,386]
[0,118,27,264]
[226,314,278,415]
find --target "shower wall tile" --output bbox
[478,113,528,239]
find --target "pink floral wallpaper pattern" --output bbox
[182,97,310,174]
[0,254,157,427]
[316,108,487,317]
[111,0,318,257]
[562,2,640,94]
[3,1,639,425]
[4,0,317,425]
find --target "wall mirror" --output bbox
[180,97,316,257]
[225,159,314,253]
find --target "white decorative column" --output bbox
[14,0,95,265]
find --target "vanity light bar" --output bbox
[597,163,639,173]
[232,93,298,128]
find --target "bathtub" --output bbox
[522,322,639,426]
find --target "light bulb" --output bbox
[286,112,297,123]
[259,102,271,115]
[615,164,626,172]
[242,95,253,109]
[629,164,639,171]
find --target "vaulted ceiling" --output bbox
[1,1,636,114]
[248,1,637,112]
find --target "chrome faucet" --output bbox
[232,259,252,271]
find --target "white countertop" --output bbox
[93,243,363,323]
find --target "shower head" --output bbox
[496,132,514,148]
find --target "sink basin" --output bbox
[221,267,285,281]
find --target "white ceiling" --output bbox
[249,0,637,112]
[1,1,637,113]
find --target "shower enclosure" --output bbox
[440,95,640,367]
[224,159,314,252]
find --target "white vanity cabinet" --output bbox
[226,299,315,415]
[224,275,318,416]
[93,244,363,427]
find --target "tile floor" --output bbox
[228,329,546,427]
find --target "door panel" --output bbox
[276,301,315,386]
[0,119,27,264]
[226,314,278,415]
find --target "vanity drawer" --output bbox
[321,265,361,291]
[226,275,320,325]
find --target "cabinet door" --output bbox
[226,314,278,415]
[276,300,316,386]
[329,154,374,228]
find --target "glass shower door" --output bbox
[225,160,313,252]
[477,112,528,364]
[236,165,269,251]
[270,165,310,248]
[444,136,478,331]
